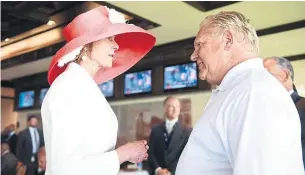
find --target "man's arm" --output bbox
[148,129,161,174]
[15,132,25,162]
[226,88,304,175]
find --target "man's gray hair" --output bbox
[272,56,294,81]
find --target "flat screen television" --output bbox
[164,62,198,90]
[98,79,114,97]
[18,90,35,109]
[39,88,49,105]
[124,69,152,95]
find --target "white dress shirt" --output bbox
[176,58,304,175]
[29,127,40,154]
[41,63,120,175]
[165,118,178,134]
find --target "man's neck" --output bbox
[215,52,258,86]
[166,117,178,124]
[287,85,294,94]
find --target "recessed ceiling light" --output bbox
[5,38,9,42]
[47,20,56,26]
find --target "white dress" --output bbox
[176,58,304,175]
[41,63,120,175]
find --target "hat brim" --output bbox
[48,23,156,85]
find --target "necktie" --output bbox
[167,123,173,134]
[34,129,39,153]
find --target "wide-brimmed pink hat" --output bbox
[48,6,156,85]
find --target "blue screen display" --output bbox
[18,90,35,108]
[40,88,49,105]
[124,70,152,95]
[164,62,197,90]
[98,79,114,97]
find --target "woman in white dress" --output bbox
[41,6,156,175]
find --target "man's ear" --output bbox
[223,30,233,51]
[276,69,289,83]
[282,69,291,83]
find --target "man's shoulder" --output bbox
[234,68,285,96]
[19,129,29,136]
[151,122,164,132]
[7,152,18,160]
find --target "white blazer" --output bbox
[41,63,120,175]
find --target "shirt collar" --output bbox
[29,127,36,130]
[289,90,294,95]
[8,131,15,137]
[2,150,10,156]
[217,58,263,92]
[166,117,178,126]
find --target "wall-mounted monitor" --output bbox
[164,62,198,90]
[98,79,114,98]
[124,69,152,95]
[18,90,35,109]
[39,88,49,105]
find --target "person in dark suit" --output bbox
[1,139,18,175]
[148,97,192,175]
[16,115,44,175]
[264,56,305,167]
[37,147,46,175]
[5,124,18,155]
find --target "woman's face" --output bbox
[91,36,119,67]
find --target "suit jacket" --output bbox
[291,91,305,166]
[1,152,18,175]
[41,63,120,175]
[148,121,192,175]
[7,133,18,155]
[16,128,44,165]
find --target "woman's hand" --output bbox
[116,140,149,164]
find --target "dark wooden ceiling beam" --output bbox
[2,4,49,23]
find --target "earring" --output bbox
[82,56,88,60]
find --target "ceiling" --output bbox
[1,1,305,81]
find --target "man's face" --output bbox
[263,58,287,86]
[29,118,38,127]
[164,98,181,120]
[190,27,231,85]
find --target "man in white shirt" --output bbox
[175,11,304,175]
[148,97,192,175]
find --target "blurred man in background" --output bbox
[16,115,44,175]
[264,56,305,167]
[1,139,18,175]
[148,97,192,175]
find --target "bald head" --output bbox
[264,56,294,91]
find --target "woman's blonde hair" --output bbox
[200,11,259,55]
[74,43,93,64]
